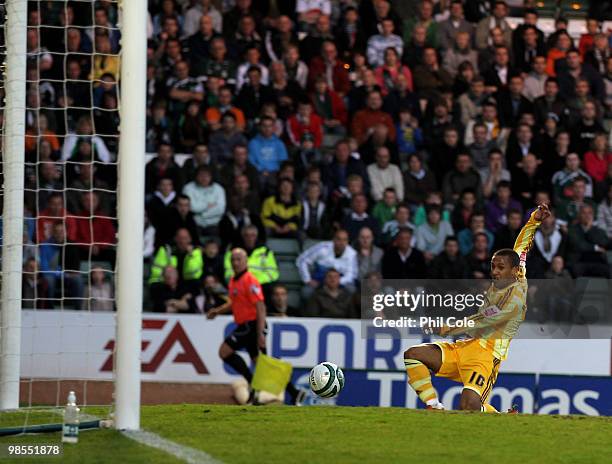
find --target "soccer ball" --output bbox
[309,362,345,398]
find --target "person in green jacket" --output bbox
[149,228,203,292]
[372,188,398,226]
[403,0,438,49]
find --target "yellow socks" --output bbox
[404,358,438,405]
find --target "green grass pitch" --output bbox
[1,405,611,463]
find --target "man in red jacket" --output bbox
[311,76,348,136]
[351,90,396,144]
[68,191,116,265]
[307,41,350,97]
[286,99,323,148]
[37,193,69,243]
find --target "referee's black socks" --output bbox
[223,353,253,382]
[285,382,299,401]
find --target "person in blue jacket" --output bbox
[248,116,288,189]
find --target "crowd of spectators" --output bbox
[5,0,612,316]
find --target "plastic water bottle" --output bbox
[62,391,80,444]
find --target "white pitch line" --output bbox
[50,409,222,463]
[122,429,223,464]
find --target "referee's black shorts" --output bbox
[224,320,268,359]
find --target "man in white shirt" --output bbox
[296,0,332,27]
[182,0,222,38]
[366,18,403,68]
[182,165,226,234]
[523,55,548,101]
[235,47,269,90]
[296,229,357,298]
[367,146,404,201]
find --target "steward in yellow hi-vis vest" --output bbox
[223,245,279,285]
[403,203,551,413]
[149,228,204,286]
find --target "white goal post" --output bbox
[115,0,147,431]
[0,0,147,432]
[0,0,28,411]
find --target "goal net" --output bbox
[0,0,143,432]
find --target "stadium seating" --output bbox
[286,289,301,310]
[278,261,302,285]
[573,278,612,324]
[267,238,301,257]
[79,260,113,279]
[302,238,323,252]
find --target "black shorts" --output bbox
[224,320,267,359]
